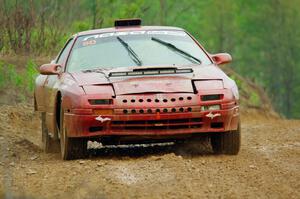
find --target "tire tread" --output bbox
[211,123,241,155]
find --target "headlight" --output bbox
[201,104,221,111]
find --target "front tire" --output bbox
[211,122,241,155]
[60,107,87,160]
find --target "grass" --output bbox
[229,74,262,108]
[0,59,38,102]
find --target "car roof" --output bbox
[75,26,185,37]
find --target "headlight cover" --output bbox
[194,80,224,90]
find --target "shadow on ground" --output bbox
[87,140,214,159]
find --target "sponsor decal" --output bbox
[95,115,111,123]
[82,39,96,46]
[205,112,221,119]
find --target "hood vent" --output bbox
[109,68,193,77]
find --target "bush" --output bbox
[0,59,38,102]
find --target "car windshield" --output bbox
[67,30,212,72]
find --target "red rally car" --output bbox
[34,19,240,160]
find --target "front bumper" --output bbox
[64,106,239,138]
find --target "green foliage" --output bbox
[249,92,261,108]
[72,21,91,32]
[0,62,5,88]
[25,60,39,92]
[0,0,300,118]
[0,60,38,101]
[229,74,262,108]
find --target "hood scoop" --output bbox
[113,76,194,95]
[109,68,193,77]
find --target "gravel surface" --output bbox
[0,104,299,199]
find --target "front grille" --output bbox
[111,118,203,130]
[89,126,103,132]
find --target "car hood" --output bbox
[70,64,232,95]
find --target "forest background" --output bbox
[0,0,299,118]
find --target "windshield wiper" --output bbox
[117,36,142,66]
[151,37,201,65]
[81,67,111,80]
[81,67,110,76]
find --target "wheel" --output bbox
[41,112,60,153]
[60,107,87,160]
[211,122,241,155]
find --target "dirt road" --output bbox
[0,104,299,199]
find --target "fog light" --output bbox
[94,109,113,115]
[201,104,221,111]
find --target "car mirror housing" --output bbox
[211,53,232,65]
[39,64,62,75]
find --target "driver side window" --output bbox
[56,38,74,65]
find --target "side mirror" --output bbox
[39,64,62,75]
[211,53,232,65]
